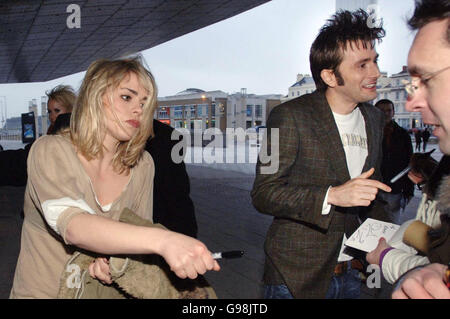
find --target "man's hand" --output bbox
[392,263,450,299]
[328,168,391,207]
[366,237,391,265]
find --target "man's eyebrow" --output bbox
[355,54,379,65]
[408,64,431,76]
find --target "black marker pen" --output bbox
[212,251,244,259]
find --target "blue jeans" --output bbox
[264,284,294,299]
[325,261,363,299]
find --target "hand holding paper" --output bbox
[345,218,413,253]
[366,237,391,265]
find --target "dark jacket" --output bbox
[251,90,387,298]
[145,120,198,238]
[0,143,32,186]
[0,113,70,187]
[380,120,414,196]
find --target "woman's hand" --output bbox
[88,257,112,285]
[366,237,391,265]
[157,231,221,279]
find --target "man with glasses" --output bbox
[389,0,449,299]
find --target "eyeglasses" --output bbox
[403,65,450,99]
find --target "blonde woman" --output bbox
[46,85,76,134]
[10,58,220,298]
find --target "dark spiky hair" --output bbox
[310,9,385,92]
[408,0,450,44]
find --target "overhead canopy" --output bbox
[0,0,270,83]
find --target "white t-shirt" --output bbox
[333,107,368,179]
[322,107,368,262]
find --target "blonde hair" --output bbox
[46,85,76,112]
[70,57,158,173]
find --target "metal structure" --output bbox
[0,0,270,83]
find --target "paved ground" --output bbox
[0,186,24,298]
[0,142,442,299]
[187,165,271,299]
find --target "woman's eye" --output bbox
[121,95,131,101]
[54,109,60,113]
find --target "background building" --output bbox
[374,66,422,129]
[283,66,423,130]
[157,88,228,132]
[283,74,316,102]
[155,88,282,132]
[40,96,48,135]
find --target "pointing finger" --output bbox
[358,179,392,193]
[358,168,375,179]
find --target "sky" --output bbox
[0,0,417,120]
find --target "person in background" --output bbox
[0,85,76,187]
[46,85,75,134]
[422,128,431,152]
[145,119,198,238]
[375,99,414,225]
[415,129,422,151]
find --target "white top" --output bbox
[321,107,368,262]
[322,107,368,215]
[381,194,442,284]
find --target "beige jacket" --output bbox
[10,135,154,298]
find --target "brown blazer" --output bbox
[251,90,387,298]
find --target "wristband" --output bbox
[379,247,395,269]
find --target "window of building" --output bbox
[158,109,168,119]
[246,105,253,117]
[174,106,183,119]
[190,105,196,118]
[396,91,400,100]
[255,105,262,118]
[202,104,208,116]
[175,121,183,128]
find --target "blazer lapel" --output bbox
[310,92,351,184]
[358,104,377,172]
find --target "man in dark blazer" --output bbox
[145,119,198,238]
[251,10,391,299]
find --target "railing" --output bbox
[0,134,21,141]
